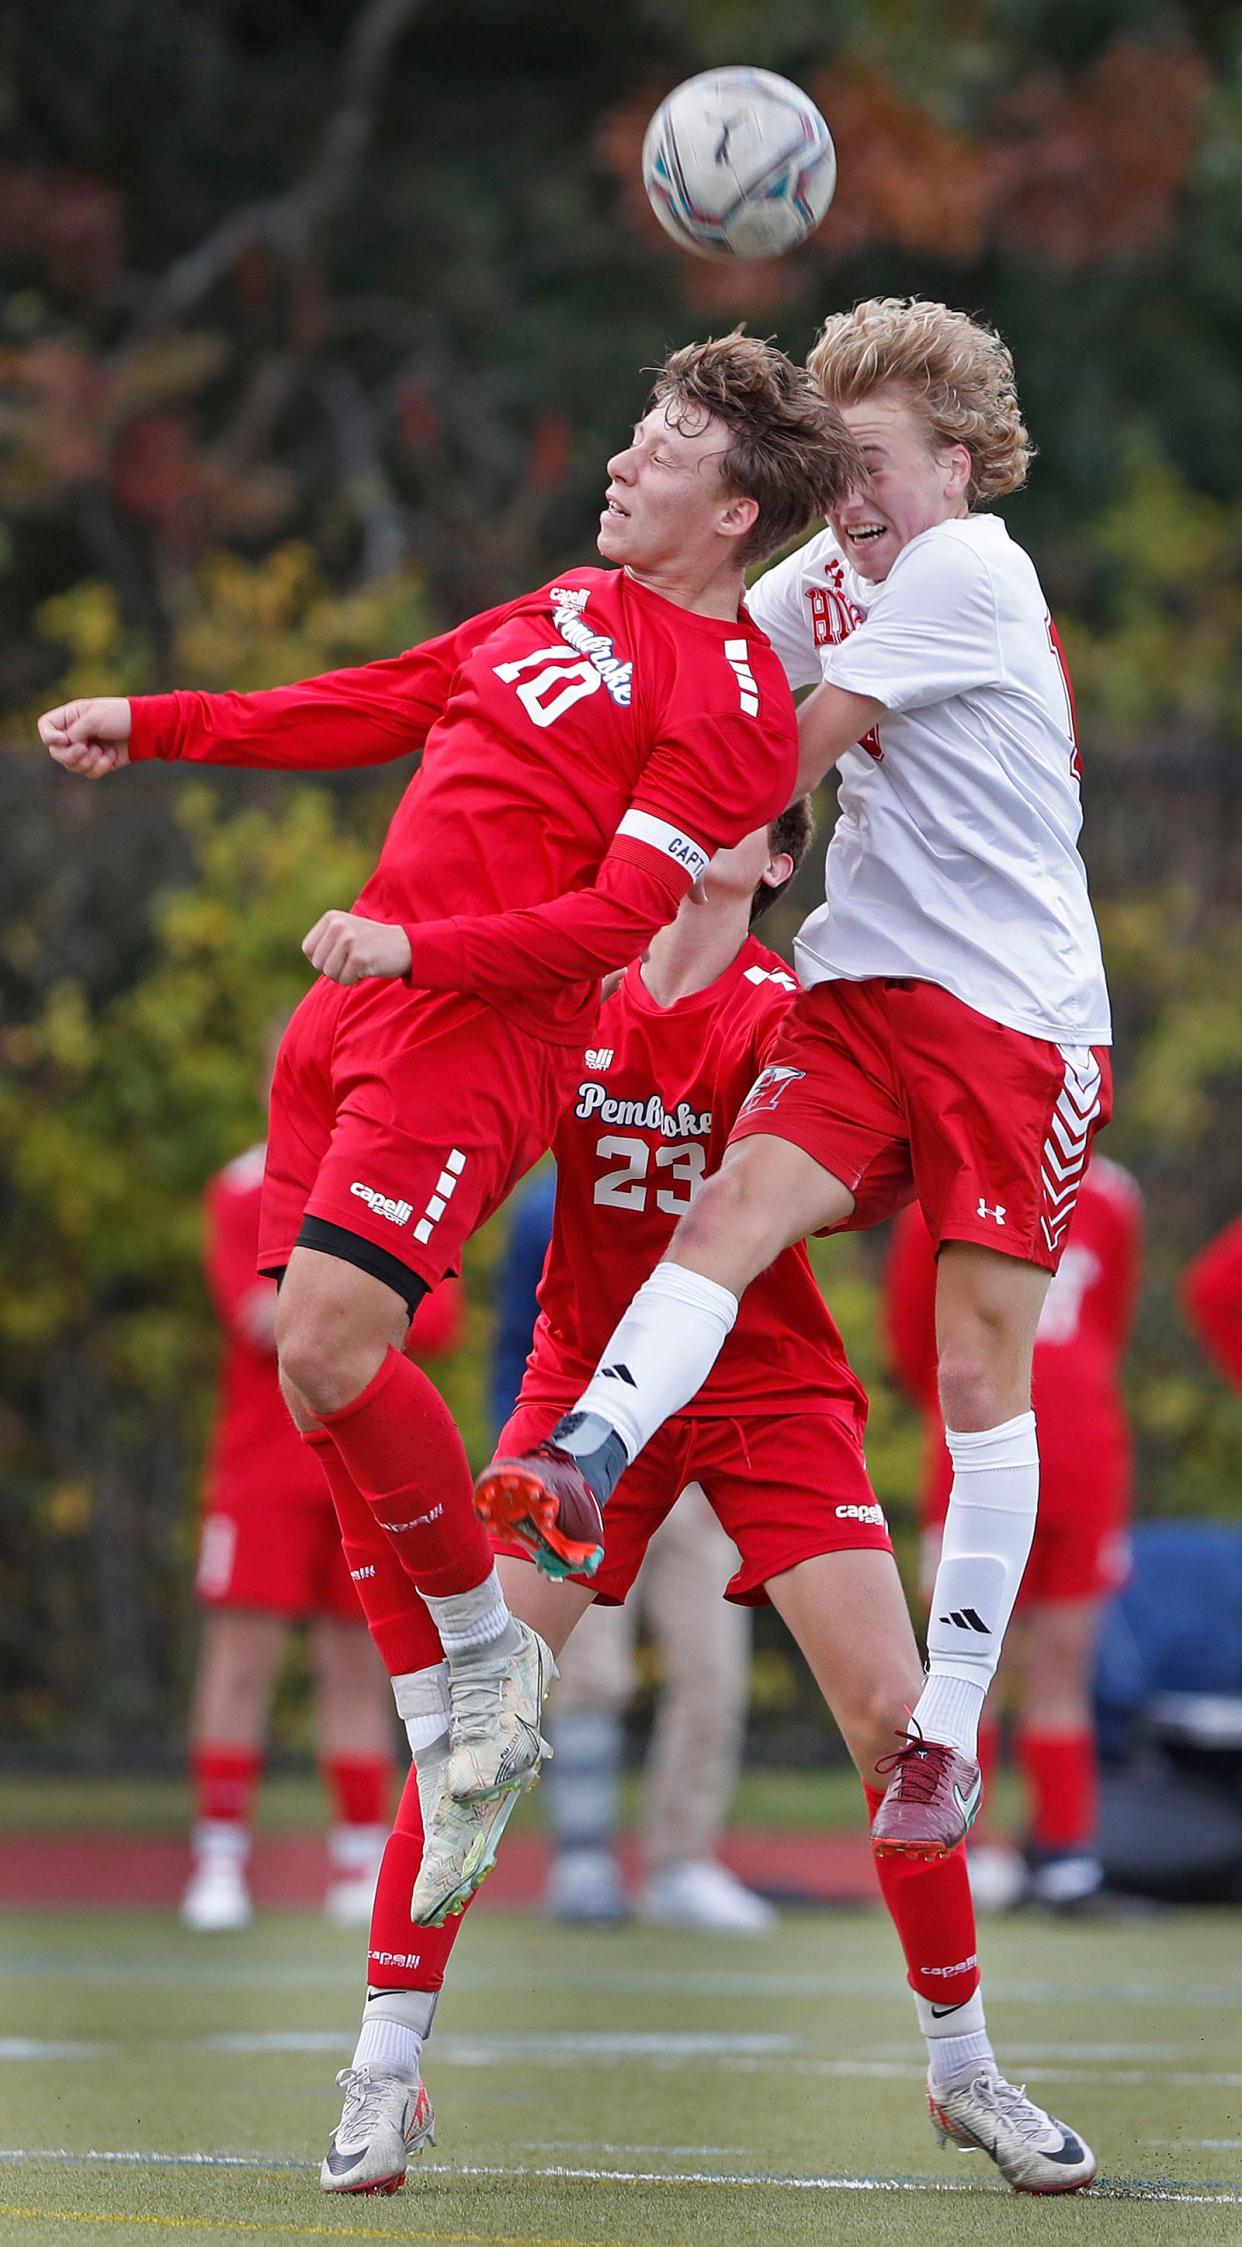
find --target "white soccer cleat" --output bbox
[966,1840,1028,1915]
[928,2069,1097,2194]
[640,1858,778,1935]
[444,1621,555,1803]
[410,1777,533,1925]
[179,1850,252,1933]
[320,2065,435,2195]
[546,1845,629,1925]
[324,1823,388,1927]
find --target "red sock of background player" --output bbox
[188,1745,263,1878]
[1019,1728,1098,1854]
[348,1760,471,2083]
[863,1783,995,2092]
[323,1752,396,1895]
[316,1349,520,1665]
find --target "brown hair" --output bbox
[750,794,816,923]
[807,297,1032,505]
[651,331,865,566]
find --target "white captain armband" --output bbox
[616,808,710,884]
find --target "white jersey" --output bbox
[747,515,1111,1047]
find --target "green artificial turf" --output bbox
[1,1903,1240,2247]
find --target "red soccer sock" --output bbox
[1019,1727,1098,1853]
[324,1753,394,1831]
[303,1429,445,1675]
[863,1784,981,2008]
[190,1745,263,1827]
[366,1763,470,1995]
[318,1347,494,1600]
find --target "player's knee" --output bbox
[938,1348,1010,1433]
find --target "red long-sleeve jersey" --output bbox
[1183,1215,1242,1392]
[129,571,798,1044]
[201,1144,465,1517]
[884,1154,1142,1524]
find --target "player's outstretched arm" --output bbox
[794,680,887,796]
[40,698,131,780]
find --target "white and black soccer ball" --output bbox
[641,66,836,262]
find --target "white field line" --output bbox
[0,2147,1240,2205]
[5,2028,1242,2091]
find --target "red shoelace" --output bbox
[873,1728,954,1805]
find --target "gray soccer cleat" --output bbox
[444,1620,555,1803]
[319,2065,435,2195]
[928,2069,1097,2193]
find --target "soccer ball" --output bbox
[641,67,836,262]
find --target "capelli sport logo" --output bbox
[350,1180,413,1226]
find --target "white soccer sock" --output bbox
[354,1986,438,2082]
[420,1567,520,1658]
[392,1665,451,1828]
[918,1984,995,2093]
[914,1413,1039,1757]
[568,1263,739,1463]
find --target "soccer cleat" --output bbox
[179,1849,252,1933]
[474,1442,606,1580]
[324,1823,387,1927]
[320,2066,435,2195]
[546,1845,629,1926]
[928,2069,1097,2194]
[408,1622,556,1924]
[410,1776,531,1925]
[966,1840,1028,1915]
[640,1858,778,1935]
[871,1725,982,1861]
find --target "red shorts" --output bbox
[259,977,577,1285]
[730,979,1113,1274]
[920,1422,1133,1608]
[493,1399,892,1607]
[195,1495,364,1622]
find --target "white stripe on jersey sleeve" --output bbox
[617,808,710,883]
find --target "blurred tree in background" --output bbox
[1,0,1240,1750]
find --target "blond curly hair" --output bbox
[807,298,1032,505]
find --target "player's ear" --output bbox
[762,850,794,894]
[719,492,760,546]
[943,443,972,503]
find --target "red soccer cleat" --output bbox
[474,1442,606,1581]
[870,1726,983,1861]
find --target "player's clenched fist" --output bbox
[39,697,132,779]
[302,910,413,986]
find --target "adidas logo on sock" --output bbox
[600,1362,636,1386]
[939,1607,991,1633]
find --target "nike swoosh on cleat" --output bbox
[325,2148,370,2176]
[1044,2132,1087,2164]
[953,1775,983,1821]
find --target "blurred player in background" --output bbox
[184,1086,464,1932]
[885,1155,1142,1912]
[1183,1215,1242,1393]
[484,297,1114,1880]
[493,1172,773,1933]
